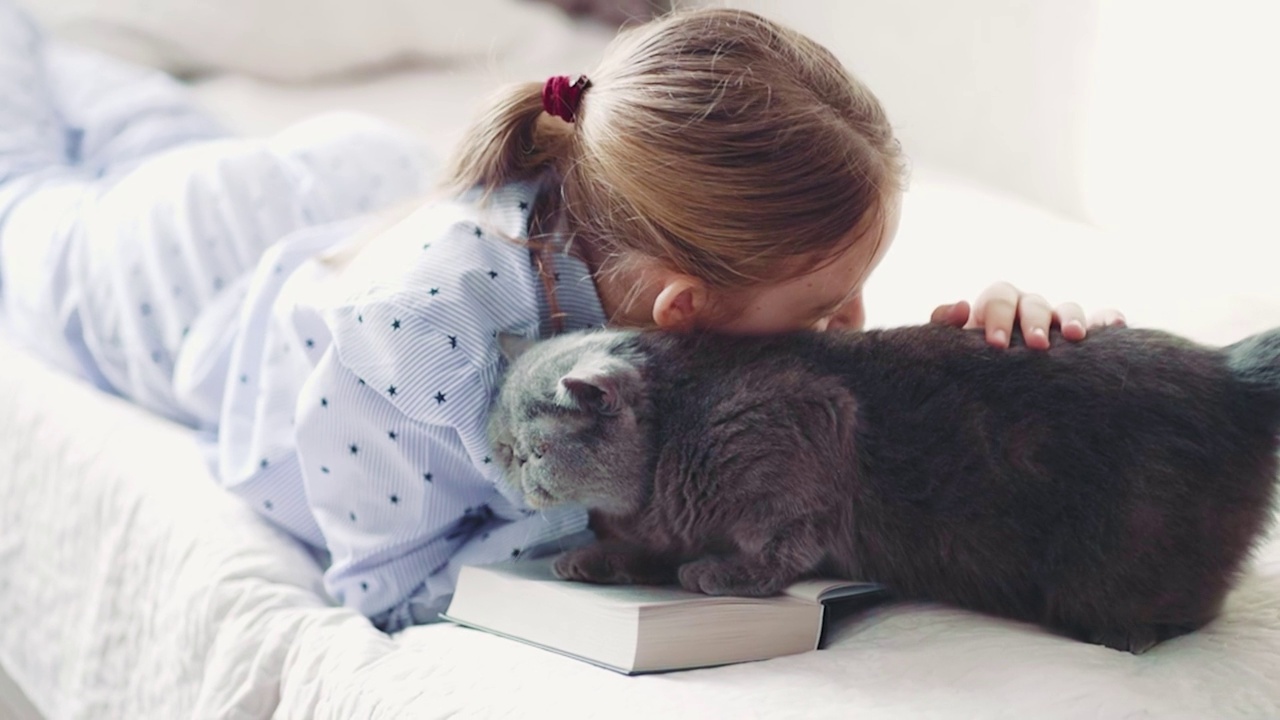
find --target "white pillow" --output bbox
[17,0,573,82]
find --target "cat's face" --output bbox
[488,331,653,515]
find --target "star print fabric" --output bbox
[0,26,605,630]
[259,183,607,630]
[0,28,227,385]
[0,31,429,425]
[0,6,67,220]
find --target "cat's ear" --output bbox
[497,333,537,364]
[557,353,641,415]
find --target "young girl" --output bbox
[0,4,1120,631]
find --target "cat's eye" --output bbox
[532,443,548,459]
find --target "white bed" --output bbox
[4,8,1280,720]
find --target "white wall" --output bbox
[690,0,1280,238]
[689,0,1102,220]
[1080,0,1280,239]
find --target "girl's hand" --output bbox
[930,281,1125,350]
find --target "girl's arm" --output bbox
[294,305,588,631]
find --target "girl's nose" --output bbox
[825,294,865,331]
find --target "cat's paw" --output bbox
[677,558,785,597]
[552,544,675,585]
[552,546,621,584]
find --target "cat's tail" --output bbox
[1226,328,1280,394]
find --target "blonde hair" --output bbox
[442,7,904,295]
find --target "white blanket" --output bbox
[2,333,1279,719]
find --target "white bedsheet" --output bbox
[4,20,1280,720]
[2,330,1279,719]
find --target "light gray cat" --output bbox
[487,324,1280,652]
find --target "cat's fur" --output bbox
[488,324,1280,653]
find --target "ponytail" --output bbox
[437,80,581,333]
[323,81,576,289]
[439,81,573,200]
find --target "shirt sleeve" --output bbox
[294,296,588,629]
[289,193,602,630]
[294,313,495,621]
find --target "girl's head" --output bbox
[443,8,905,333]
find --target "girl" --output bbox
[0,4,1120,631]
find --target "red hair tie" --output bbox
[542,75,591,123]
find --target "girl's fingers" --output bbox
[1053,301,1088,341]
[941,284,1114,350]
[1088,308,1127,328]
[1016,293,1053,350]
[974,282,1020,348]
[930,300,971,327]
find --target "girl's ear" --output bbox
[652,275,709,331]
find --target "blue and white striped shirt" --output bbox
[0,17,580,630]
[217,182,606,630]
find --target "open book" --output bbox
[441,557,888,674]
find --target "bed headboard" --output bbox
[15,0,649,82]
[530,0,670,26]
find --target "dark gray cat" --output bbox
[487,324,1280,653]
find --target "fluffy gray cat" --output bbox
[487,324,1280,653]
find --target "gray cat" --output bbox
[487,324,1280,653]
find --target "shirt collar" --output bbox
[490,182,608,337]
[537,247,608,336]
